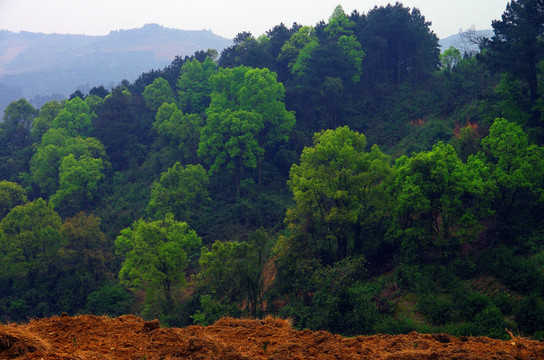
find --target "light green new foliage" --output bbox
[286,126,392,262]
[116,215,201,307]
[0,180,27,219]
[31,128,108,197]
[0,198,63,277]
[325,5,356,39]
[50,97,96,137]
[154,103,203,164]
[392,142,484,260]
[31,100,62,141]
[199,66,295,194]
[143,77,175,112]
[473,118,544,219]
[337,35,365,83]
[440,46,462,71]
[49,154,105,214]
[278,26,317,72]
[177,57,217,115]
[147,162,210,224]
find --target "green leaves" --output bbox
[177,57,217,115]
[0,198,62,276]
[50,97,96,137]
[116,215,201,306]
[49,154,105,215]
[148,162,210,226]
[199,66,295,194]
[142,77,175,112]
[286,126,392,262]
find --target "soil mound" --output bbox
[0,325,49,358]
[0,314,543,359]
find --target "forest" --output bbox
[1,0,544,340]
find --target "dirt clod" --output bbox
[0,315,543,359]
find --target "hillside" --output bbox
[0,24,231,112]
[1,315,543,359]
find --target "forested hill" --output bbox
[0,24,231,112]
[1,1,544,343]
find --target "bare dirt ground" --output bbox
[1,314,543,359]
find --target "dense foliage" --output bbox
[1,1,544,340]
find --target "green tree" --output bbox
[30,128,108,197]
[147,162,210,227]
[472,118,544,242]
[0,99,38,181]
[55,212,114,312]
[278,26,318,73]
[142,77,176,112]
[199,66,295,194]
[49,154,105,216]
[0,181,27,219]
[154,102,204,164]
[487,0,544,108]
[198,228,270,317]
[285,126,392,263]
[115,215,201,315]
[177,57,217,115]
[392,142,481,261]
[440,46,462,71]
[1,98,38,151]
[357,3,440,86]
[50,97,96,137]
[325,4,356,39]
[31,100,62,142]
[0,198,63,278]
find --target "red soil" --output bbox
[1,314,543,359]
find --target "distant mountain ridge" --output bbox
[0,24,232,112]
[438,29,494,54]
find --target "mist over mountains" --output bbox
[0,24,232,113]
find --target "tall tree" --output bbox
[0,198,63,278]
[487,0,544,109]
[115,215,201,315]
[50,97,96,137]
[0,181,27,219]
[357,3,439,86]
[147,162,210,228]
[199,66,295,194]
[30,128,108,197]
[49,154,105,216]
[177,57,217,115]
[285,126,392,263]
[142,77,176,112]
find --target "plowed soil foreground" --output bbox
[1,315,543,360]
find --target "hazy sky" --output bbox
[1,0,509,39]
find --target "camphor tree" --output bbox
[470,118,544,243]
[197,228,271,318]
[0,180,27,219]
[142,77,176,112]
[154,102,204,165]
[147,162,210,229]
[391,142,479,262]
[50,96,96,137]
[198,66,295,195]
[115,215,201,318]
[285,126,392,264]
[177,56,217,115]
[0,198,63,279]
